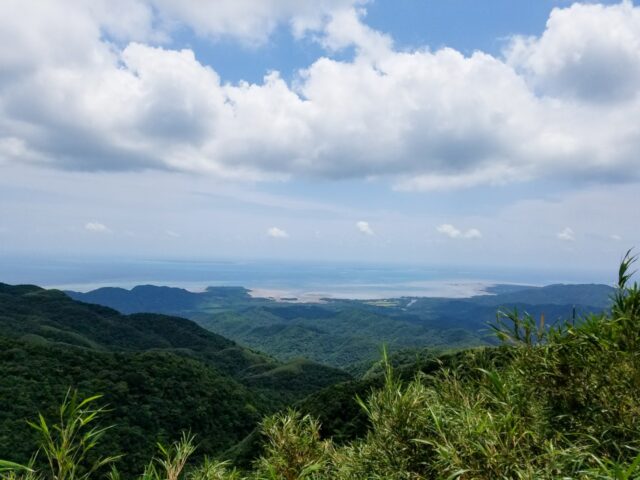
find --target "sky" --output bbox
[1,0,639,280]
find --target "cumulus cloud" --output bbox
[436,224,482,240]
[153,0,367,45]
[557,227,575,241]
[356,220,374,235]
[0,0,365,54]
[436,224,461,238]
[507,1,640,103]
[267,226,289,238]
[1,1,640,190]
[320,7,393,59]
[85,221,111,233]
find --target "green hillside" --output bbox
[0,283,350,475]
[69,282,613,369]
[65,285,252,316]
[0,336,263,475]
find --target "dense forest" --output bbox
[1,254,639,478]
[68,282,613,369]
[0,284,349,475]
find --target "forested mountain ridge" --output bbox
[0,282,351,475]
[471,283,614,307]
[0,282,350,384]
[65,284,251,316]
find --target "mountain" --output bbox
[473,283,614,308]
[68,282,615,369]
[191,307,483,370]
[65,285,251,316]
[0,283,350,475]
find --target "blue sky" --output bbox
[0,0,639,282]
[180,1,622,83]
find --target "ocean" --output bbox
[0,256,614,300]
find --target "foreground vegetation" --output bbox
[2,253,639,479]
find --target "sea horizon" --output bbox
[0,255,615,300]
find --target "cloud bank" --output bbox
[1,1,640,190]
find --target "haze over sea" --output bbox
[1,256,613,301]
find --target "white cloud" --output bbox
[611,234,622,241]
[165,230,181,238]
[464,228,483,239]
[356,220,374,235]
[0,0,365,59]
[507,1,640,103]
[436,224,461,239]
[85,221,111,233]
[436,224,481,240]
[320,7,393,60]
[150,0,366,45]
[557,227,575,241]
[267,226,289,238]
[1,2,640,191]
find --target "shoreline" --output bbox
[246,280,500,303]
[43,279,524,302]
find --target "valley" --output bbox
[68,282,614,369]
